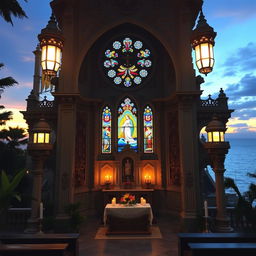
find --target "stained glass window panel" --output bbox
[144,106,153,153]
[102,106,111,153]
[118,98,137,152]
[103,37,152,88]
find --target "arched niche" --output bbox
[78,23,176,101]
[142,163,156,185]
[100,163,115,186]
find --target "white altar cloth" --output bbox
[103,203,153,226]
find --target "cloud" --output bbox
[223,70,237,77]
[210,1,256,21]
[22,55,34,62]
[225,74,256,98]
[228,123,249,128]
[223,43,256,73]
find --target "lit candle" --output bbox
[105,175,110,183]
[40,202,43,219]
[144,198,147,204]
[112,197,116,205]
[204,200,208,218]
[140,197,144,204]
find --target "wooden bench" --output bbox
[0,233,79,256]
[0,243,68,256]
[178,233,256,256]
[188,242,256,256]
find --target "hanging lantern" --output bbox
[191,10,216,75]
[38,14,64,91]
[205,116,226,143]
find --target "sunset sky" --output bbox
[0,0,256,138]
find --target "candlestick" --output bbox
[204,200,208,218]
[39,202,43,219]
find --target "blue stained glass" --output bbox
[102,106,111,153]
[144,106,153,153]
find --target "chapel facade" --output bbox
[23,0,233,231]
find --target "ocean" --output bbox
[208,138,256,194]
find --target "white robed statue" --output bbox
[122,115,136,144]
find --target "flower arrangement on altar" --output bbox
[120,193,136,205]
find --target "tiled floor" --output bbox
[79,215,181,256]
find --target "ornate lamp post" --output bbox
[191,7,216,75]
[26,119,53,233]
[204,116,232,232]
[38,14,64,91]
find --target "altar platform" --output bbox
[79,215,180,256]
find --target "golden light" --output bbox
[104,174,112,184]
[38,14,64,88]
[191,10,216,75]
[30,119,51,145]
[206,116,226,143]
[144,174,152,184]
[40,41,62,75]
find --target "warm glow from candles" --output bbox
[144,174,151,184]
[105,174,111,183]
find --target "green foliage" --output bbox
[224,175,256,229]
[0,0,28,25]
[64,202,85,232]
[0,170,25,215]
[0,127,27,176]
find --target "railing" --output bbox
[208,206,255,232]
[200,95,219,107]
[27,96,56,111]
[0,208,31,232]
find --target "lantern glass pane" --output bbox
[56,47,61,63]
[33,133,37,143]
[195,45,201,61]
[47,45,56,61]
[207,132,212,142]
[47,61,55,71]
[201,43,210,59]
[37,133,45,143]
[41,46,47,61]
[212,131,220,142]
[202,58,210,68]
[209,44,214,58]
[54,63,60,72]
[45,133,50,143]
[41,61,46,70]
[220,131,225,142]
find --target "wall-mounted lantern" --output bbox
[191,9,216,75]
[38,14,64,90]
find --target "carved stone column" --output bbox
[204,143,233,232]
[54,95,77,218]
[26,153,50,233]
[178,93,201,231]
[32,44,41,99]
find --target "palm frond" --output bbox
[0,0,28,25]
[0,77,18,89]
[224,177,242,198]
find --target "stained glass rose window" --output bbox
[103,37,152,88]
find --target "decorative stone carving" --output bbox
[74,112,87,187]
[169,111,181,185]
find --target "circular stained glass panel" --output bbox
[103,37,152,88]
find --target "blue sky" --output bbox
[0,0,256,137]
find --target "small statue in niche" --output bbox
[122,157,134,182]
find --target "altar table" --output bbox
[103,203,153,234]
